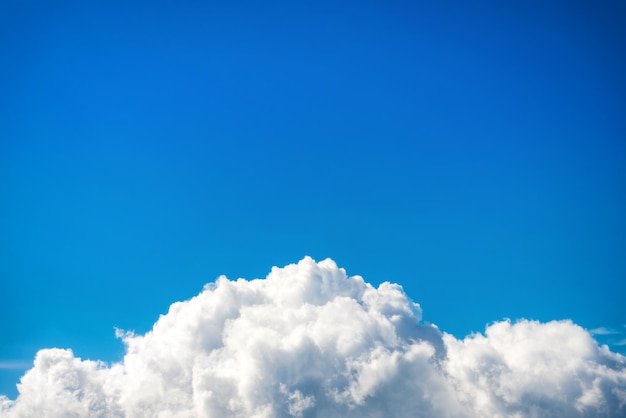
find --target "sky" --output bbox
[0,0,625,413]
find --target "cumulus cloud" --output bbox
[1,257,625,417]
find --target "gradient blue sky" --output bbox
[1,0,625,398]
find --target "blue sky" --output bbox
[1,0,625,398]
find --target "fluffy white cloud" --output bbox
[1,257,625,417]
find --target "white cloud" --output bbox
[1,257,625,417]
[0,362,31,370]
[590,327,622,336]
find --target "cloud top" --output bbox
[1,257,625,417]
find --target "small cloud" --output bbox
[614,339,626,346]
[114,327,135,340]
[0,361,32,370]
[589,327,621,336]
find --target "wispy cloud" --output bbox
[589,327,622,336]
[0,361,31,370]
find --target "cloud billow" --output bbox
[1,257,625,417]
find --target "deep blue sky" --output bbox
[1,0,625,397]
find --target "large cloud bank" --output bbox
[1,257,625,417]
